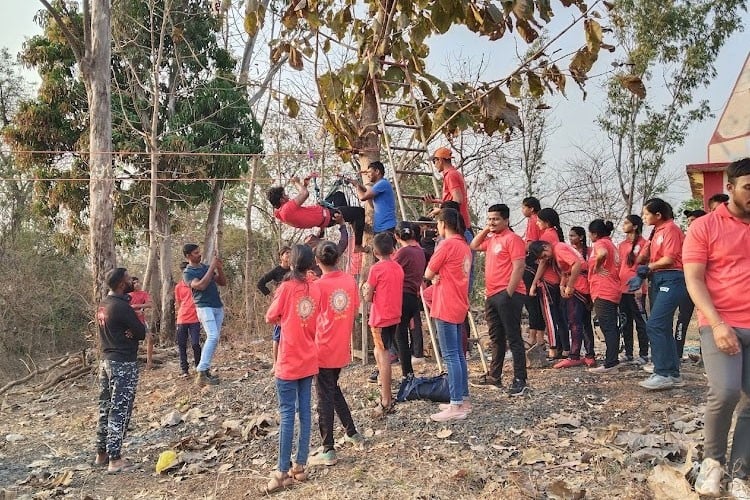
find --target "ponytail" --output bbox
[538,208,564,243]
[625,214,643,266]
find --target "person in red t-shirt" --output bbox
[362,233,404,417]
[425,208,472,421]
[394,221,427,375]
[587,220,622,373]
[684,158,750,496]
[617,215,649,365]
[532,208,570,360]
[264,245,320,492]
[128,276,153,369]
[425,147,471,230]
[267,176,367,253]
[175,262,202,377]
[521,197,546,352]
[636,198,687,391]
[470,204,528,393]
[308,241,363,466]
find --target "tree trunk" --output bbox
[204,183,224,263]
[143,148,160,294]
[86,0,116,302]
[158,204,174,343]
[244,157,259,324]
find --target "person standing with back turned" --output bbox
[183,243,227,387]
[684,158,750,498]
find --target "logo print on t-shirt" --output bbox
[330,289,350,314]
[656,235,664,245]
[462,255,472,276]
[296,296,315,322]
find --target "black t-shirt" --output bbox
[257,265,288,296]
[97,294,147,362]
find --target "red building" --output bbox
[686,52,750,208]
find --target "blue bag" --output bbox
[396,373,450,403]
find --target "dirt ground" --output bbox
[0,326,717,500]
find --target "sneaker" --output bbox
[343,433,365,447]
[470,374,502,389]
[309,449,338,466]
[671,375,686,388]
[642,362,654,373]
[430,405,468,422]
[367,369,379,384]
[582,356,597,368]
[588,364,619,374]
[695,457,723,497]
[619,354,634,364]
[638,374,675,391]
[439,401,472,413]
[179,370,189,378]
[508,378,529,397]
[554,358,584,369]
[411,356,426,365]
[632,355,648,366]
[204,369,220,382]
[729,478,750,499]
[195,370,219,386]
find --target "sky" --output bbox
[3,1,749,209]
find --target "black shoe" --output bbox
[195,370,219,386]
[204,369,220,382]
[470,373,502,389]
[508,378,528,397]
[368,369,379,384]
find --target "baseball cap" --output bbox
[432,147,452,160]
[683,209,707,218]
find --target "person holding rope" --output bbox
[347,161,397,236]
[267,176,367,253]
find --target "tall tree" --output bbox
[599,0,746,215]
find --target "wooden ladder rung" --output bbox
[381,101,416,108]
[390,146,427,153]
[401,194,430,200]
[385,122,420,129]
[395,169,433,175]
[381,60,406,67]
[374,78,410,87]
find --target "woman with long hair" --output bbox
[394,221,427,374]
[637,198,687,390]
[263,245,321,493]
[425,208,472,422]
[617,215,649,364]
[587,220,622,373]
[569,227,596,363]
[534,208,570,360]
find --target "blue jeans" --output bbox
[463,229,476,295]
[196,307,224,372]
[646,271,686,378]
[276,376,313,472]
[436,319,469,405]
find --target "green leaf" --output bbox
[284,95,300,118]
[526,71,544,98]
[383,65,405,83]
[430,4,452,34]
[480,86,507,121]
[508,74,522,98]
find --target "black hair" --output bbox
[588,219,614,237]
[131,276,140,282]
[182,243,198,257]
[417,216,433,222]
[625,214,643,266]
[522,196,541,212]
[286,244,315,282]
[315,240,340,267]
[395,221,416,241]
[527,241,550,260]
[267,186,286,209]
[437,207,462,233]
[373,232,395,256]
[179,261,188,271]
[570,226,588,259]
[488,203,510,219]
[441,200,460,212]
[106,268,128,292]
[279,245,291,257]
[644,198,674,241]
[708,193,729,205]
[368,161,385,177]
[727,158,750,184]
[537,207,564,242]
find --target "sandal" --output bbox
[290,463,308,482]
[262,470,294,494]
[106,459,136,474]
[372,400,396,419]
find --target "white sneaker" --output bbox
[638,374,675,390]
[671,375,686,387]
[730,478,750,499]
[642,362,654,373]
[411,356,426,365]
[588,364,619,374]
[695,458,723,497]
[633,355,648,366]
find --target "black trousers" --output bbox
[315,368,357,452]
[396,293,421,376]
[486,291,526,382]
[594,298,620,368]
[620,293,649,358]
[325,191,365,247]
[674,293,694,358]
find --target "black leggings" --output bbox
[396,293,421,376]
[325,191,365,246]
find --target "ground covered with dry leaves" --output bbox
[0,333,718,499]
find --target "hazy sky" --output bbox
[3,1,749,207]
